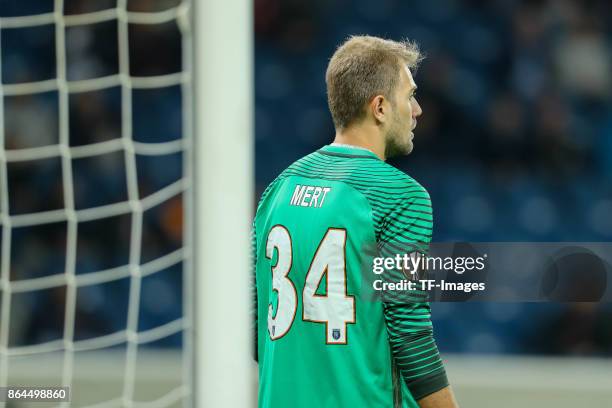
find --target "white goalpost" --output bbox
[193,0,254,407]
[0,0,253,406]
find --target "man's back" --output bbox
[254,144,447,408]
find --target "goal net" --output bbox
[0,1,194,406]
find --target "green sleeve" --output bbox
[379,188,449,400]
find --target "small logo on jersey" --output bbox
[332,329,341,340]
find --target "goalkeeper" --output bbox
[253,35,459,407]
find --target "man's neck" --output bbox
[332,125,385,160]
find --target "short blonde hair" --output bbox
[325,35,423,130]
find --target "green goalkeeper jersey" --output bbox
[253,144,448,408]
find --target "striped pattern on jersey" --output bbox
[253,144,448,401]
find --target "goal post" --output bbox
[0,0,257,406]
[0,0,253,406]
[193,0,254,408]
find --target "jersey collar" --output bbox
[319,144,381,160]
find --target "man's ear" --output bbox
[370,95,387,124]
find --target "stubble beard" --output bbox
[384,115,413,159]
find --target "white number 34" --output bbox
[265,225,355,344]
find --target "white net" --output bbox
[0,0,193,407]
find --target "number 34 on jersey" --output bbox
[266,225,355,344]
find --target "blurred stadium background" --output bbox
[1,0,611,407]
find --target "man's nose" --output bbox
[413,100,422,117]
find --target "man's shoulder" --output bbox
[377,161,426,189]
[356,160,430,203]
[294,148,420,183]
[263,149,430,205]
